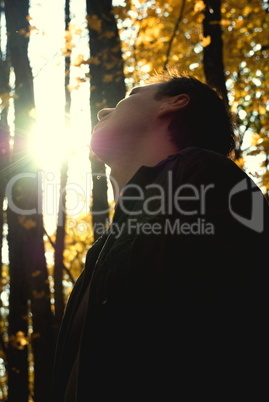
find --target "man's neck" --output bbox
[109,163,141,202]
[109,146,180,202]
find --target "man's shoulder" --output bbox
[171,146,232,163]
[163,147,269,204]
[165,146,240,176]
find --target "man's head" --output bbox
[151,70,235,157]
[91,70,235,168]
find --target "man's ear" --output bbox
[158,94,190,117]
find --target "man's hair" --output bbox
[150,70,235,157]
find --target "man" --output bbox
[51,71,269,401]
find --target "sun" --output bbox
[27,0,91,171]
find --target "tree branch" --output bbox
[163,0,186,70]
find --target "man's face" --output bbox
[90,83,163,165]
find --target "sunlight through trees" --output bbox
[0,0,268,400]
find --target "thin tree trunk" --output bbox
[202,0,229,105]
[202,0,238,159]
[4,0,30,398]
[0,12,10,283]
[53,0,71,337]
[86,0,126,240]
[163,0,186,70]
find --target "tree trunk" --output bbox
[53,0,71,338]
[86,0,126,240]
[201,0,240,159]
[5,1,55,400]
[202,0,229,106]
[0,14,10,282]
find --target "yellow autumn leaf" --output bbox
[0,92,11,110]
[251,133,262,146]
[73,54,85,67]
[84,56,101,65]
[62,48,71,56]
[75,242,85,253]
[196,12,205,24]
[194,1,205,13]
[76,77,87,84]
[243,6,252,15]
[259,106,266,115]
[10,332,29,350]
[63,248,76,261]
[73,28,83,35]
[220,19,231,27]
[263,170,269,182]
[68,84,79,91]
[234,157,245,168]
[201,35,211,47]
[66,42,75,51]
[64,32,72,42]
[234,19,245,29]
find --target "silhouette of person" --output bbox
[51,70,269,401]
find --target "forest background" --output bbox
[0,0,268,401]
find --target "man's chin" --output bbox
[89,144,110,166]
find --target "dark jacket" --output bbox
[51,147,269,401]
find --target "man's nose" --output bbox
[97,108,114,121]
